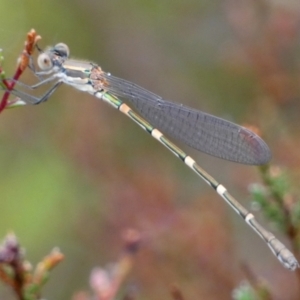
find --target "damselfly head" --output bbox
[37,43,69,71]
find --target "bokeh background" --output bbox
[0,0,300,299]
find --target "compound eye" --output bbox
[53,43,70,57]
[37,53,53,70]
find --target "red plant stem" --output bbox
[0,67,23,112]
[0,29,41,113]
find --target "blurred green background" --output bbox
[0,0,300,299]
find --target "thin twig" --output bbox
[0,29,41,112]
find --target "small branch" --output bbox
[0,233,64,300]
[89,229,141,300]
[0,29,41,112]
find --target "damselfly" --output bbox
[3,43,298,270]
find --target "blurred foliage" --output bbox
[0,234,64,300]
[0,230,140,300]
[0,0,300,299]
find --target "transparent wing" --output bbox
[103,73,271,165]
